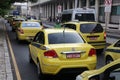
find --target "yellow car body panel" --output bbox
[29,28,97,75]
[76,59,120,80]
[63,22,106,50]
[16,21,42,41]
[37,44,96,74]
[105,40,120,61]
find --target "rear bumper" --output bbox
[40,56,97,75]
[88,41,106,49]
[17,34,34,41]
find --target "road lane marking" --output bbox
[4,23,22,80]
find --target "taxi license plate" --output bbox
[66,53,80,58]
[89,37,97,40]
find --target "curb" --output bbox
[3,18,13,80]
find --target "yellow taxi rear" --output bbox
[63,22,106,50]
[39,44,96,74]
[29,29,97,76]
[16,21,42,41]
[11,18,25,31]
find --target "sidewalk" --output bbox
[0,18,13,80]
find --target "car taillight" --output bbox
[88,48,96,56]
[18,28,24,34]
[13,22,15,25]
[44,50,58,58]
[104,32,106,39]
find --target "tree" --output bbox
[0,0,38,16]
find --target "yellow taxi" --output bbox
[105,40,120,64]
[16,21,42,42]
[76,58,120,80]
[11,17,25,31]
[27,19,43,26]
[29,28,97,79]
[63,21,106,51]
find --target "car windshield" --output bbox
[75,13,95,21]
[80,23,103,33]
[22,22,40,27]
[48,32,84,44]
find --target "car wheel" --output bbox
[37,61,44,79]
[29,49,33,63]
[12,27,15,32]
[106,56,113,64]
[16,34,21,43]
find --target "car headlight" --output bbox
[76,75,83,80]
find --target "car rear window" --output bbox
[14,18,25,21]
[80,23,103,33]
[48,32,84,44]
[63,24,76,30]
[22,22,41,27]
[75,13,95,21]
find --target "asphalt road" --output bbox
[5,22,115,80]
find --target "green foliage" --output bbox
[0,0,12,16]
[0,0,38,16]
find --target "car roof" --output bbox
[65,21,98,24]
[21,21,40,23]
[80,58,120,77]
[42,28,77,34]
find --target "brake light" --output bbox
[44,50,58,58]
[88,48,96,56]
[104,32,106,39]
[18,28,24,34]
[13,22,15,25]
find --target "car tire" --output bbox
[37,61,46,80]
[12,27,15,32]
[16,34,21,43]
[106,56,113,64]
[29,49,33,63]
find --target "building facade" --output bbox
[30,0,120,24]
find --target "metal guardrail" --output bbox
[101,23,120,30]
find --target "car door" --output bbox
[89,63,120,80]
[31,31,45,64]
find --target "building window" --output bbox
[64,2,67,10]
[90,0,95,6]
[111,6,117,15]
[111,6,120,15]
[112,0,120,4]
[99,7,104,16]
[81,0,86,7]
[69,0,73,9]
[77,0,79,8]
[116,6,120,15]
[99,0,104,5]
